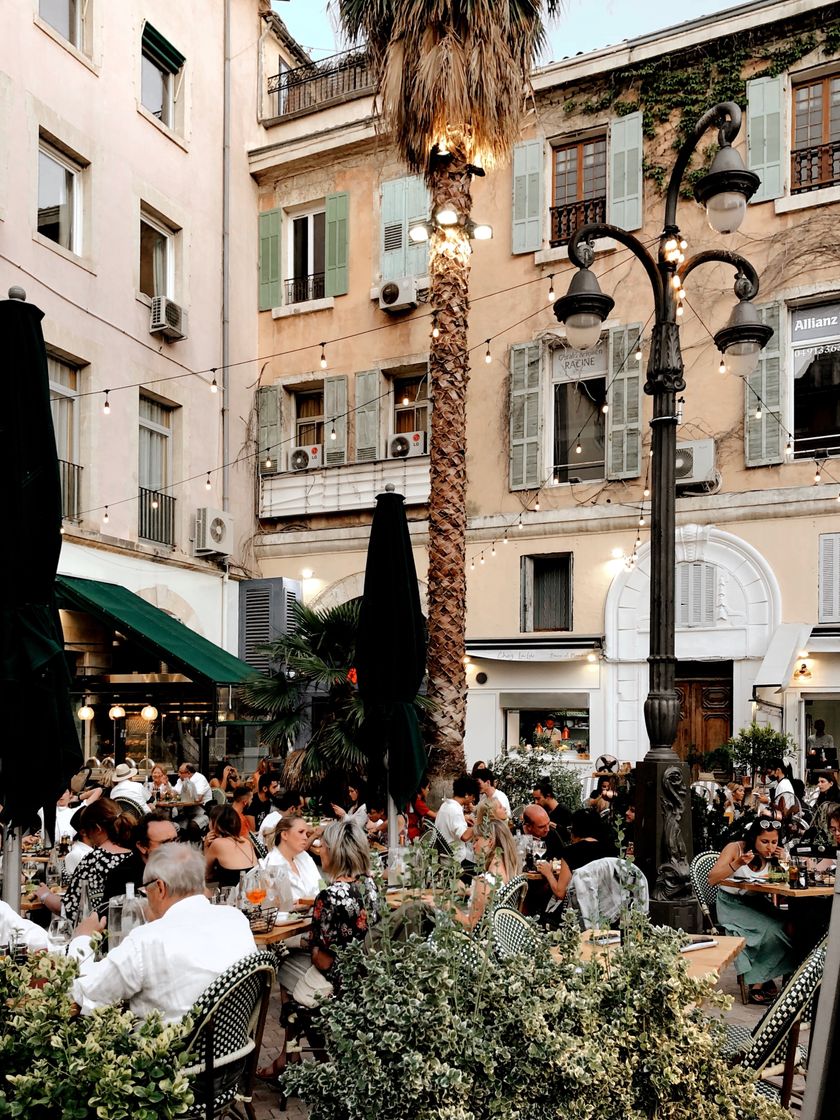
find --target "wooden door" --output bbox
[674,678,732,763]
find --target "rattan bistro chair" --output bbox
[491,906,542,960]
[493,873,528,913]
[182,951,275,1120]
[689,851,748,1005]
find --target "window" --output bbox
[138,396,175,545]
[287,210,325,304]
[552,342,608,482]
[820,534,840,623]
[38,141,82,254]
[48,355,81,519]
[295,390,324,445]
[676,562,718,628]
[550,136,607,246]
[791,74,840,193]
[392,375,428,435]
[141,23,185,130]
[39,0,82,48]
[521,554,572,632]
[139,212,173,299]
[380,176,429,281]
[790,302,840,459]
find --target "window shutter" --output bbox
[744,303,783,466]
[677,562,717,627]
[747,76,784,203]
[509,342,542,490]
[323,375,347,465]
[380,178,406,281]
[819,534,840,623]
[256,384,282,474]
[258,208,282,311]
[355,370,380,461]
[238,577,302,672]
[405,175,430,279]
[608,111,643,231]
[607,323,642,479]
[512,140,543,255]
[325,191,349,296]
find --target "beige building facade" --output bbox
[249,0,840,775]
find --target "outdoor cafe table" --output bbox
[560,931,747,982]
[252,916,312,946]
[719,879,834,900]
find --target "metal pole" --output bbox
[800,857,840,1119]
[1,825,22,913]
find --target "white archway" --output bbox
[310,571,429,615]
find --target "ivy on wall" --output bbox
[563,8,840,192]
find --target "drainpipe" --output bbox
[221,0,231,511]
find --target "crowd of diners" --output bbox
[0,750,836,1098]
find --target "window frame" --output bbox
[548,131,608,247]
[286,205,326,304]
[37,139,83,255]
[521,552,573,633]
[140,23,186,133]
[787,299,840,461]
[791,71,840,194]
[38,0,83,50]
[391,371,429,437]
[293,387,325,447]
[48,354,80,466]
[138,394,173,493]
[139,209,175,300]
[550,340,608,483]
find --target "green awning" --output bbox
[56,575,259,685]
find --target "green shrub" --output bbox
[492,747,585,813]
[725,723,796,781]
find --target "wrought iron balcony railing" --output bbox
[138,487,175,546]
[284,273,326,305]
[58,459,82,521]
[549,197,607,247]
[267,50,374,119]
[791,141,840,193]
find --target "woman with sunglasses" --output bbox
[709,817,796,1003]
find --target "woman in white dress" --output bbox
[455,802,521,931]
[263,815,321,902]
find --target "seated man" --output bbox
[436,775,479,865]
[531,780,572,843]
[100,811,179,903]
[0,899,48,951]
[70,844,257,1023]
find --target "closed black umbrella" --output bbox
[355,484,427,815]
[0,288,82,843]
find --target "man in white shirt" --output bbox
[174,763,212,804]
[70,844,257,1024]
[435,774,479,863]
[0,899,48,951]
[109,760,150,814]
[473,767,511,820]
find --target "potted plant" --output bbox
[283,909,787,1120]
[725,722,796,785]
[492,747,584,814]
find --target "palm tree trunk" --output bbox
[425,155,473,776]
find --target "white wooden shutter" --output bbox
[405,175,430,278]
[677,562,717,627]
[744,303,783,466]
[381,178,407,281]
[819,534,840,623]
[608,112,643,231]
[256,384,282,475]
[509,342,542,490]
[512,140,544,255]
[606,323,642,479]
[355,370,380,462]
[323,375,347,465]
[747,75,784,203]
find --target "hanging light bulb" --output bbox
[320,342,327,369]
[575,441,582,455]
[676,303,684,317]
[205,472,212,491]
[680,239,688,250]
[755,403,762,420]
[601,402,609,414]
[151,496,159,510]
[484,339,492,364]
[330,420,337,441]
[678,287,686,301]
[103,506,109,524]
[103,390,111,415]
[431,313,439,339]
[470,558,475,570]
[815,466,822,483]
[547,274,556,302]
[264,452,272,469]
[671,275,681,289]
[534,496,540,512]
[141,704,158,722]
[402,394,410,407]
[77,703,94,721]
[643,485,650,498]
[480,554,485,565]
[517,514,523,529]
[210,374,218,394]
[109,703,125,720]
[639,514,645,527]
[719,356,726,375]
[785,438,794,459]
[491,543,496,557]
[502,531,508,544]
[636,535,641,548]
[635,336,642,362]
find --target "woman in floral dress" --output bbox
[60,799,134,925]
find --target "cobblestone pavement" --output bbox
[249,961,802,1118]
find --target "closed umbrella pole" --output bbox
[800,864,840,1120]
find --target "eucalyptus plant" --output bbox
[492,746,584,814]
[724,722,796,783]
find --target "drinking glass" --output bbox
[531,840,546,862]
[46,917,73,954]
[241,868,268,908]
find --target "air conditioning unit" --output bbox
[379,277,418,312]
[149,296,188,340]
[388,431,427,458]
[289,444,323,471]
[675,439,716,487]
[194,507,234,557]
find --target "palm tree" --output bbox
[336,0,562,773]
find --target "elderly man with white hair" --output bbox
[70,844,257,1023]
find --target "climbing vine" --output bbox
[569,8,840,192]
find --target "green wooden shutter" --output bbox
[512,140,543,255]
[355,370,380,461]
[608,112,643,231]
[324,375,347,465]
[509,342,542,490]
[380,178,406,281]
[744,303,783,466]
[747,76,784,203]
[820,534,840,623]
[258,208,282,311]
[405,175,430,278]
[606,323,642,479]
[325,191,349,296]
[256,384,282,474]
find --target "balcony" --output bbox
[285,273,325,305]
[58,460,82,521]
[791,141,840,193]
[549,197,607,247]
[260,456,430,519]
[267,51,374,120]
[138,487,175,546]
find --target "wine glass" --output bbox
[46,917,73,954]
[531,840,546,862]
[241,868,267,909]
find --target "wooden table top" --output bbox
[253,916,312,945]
[719,878,834,899]
[556,932,746,981]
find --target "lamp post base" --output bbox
[649,897,701,932]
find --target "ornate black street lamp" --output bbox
[553,102,773,926]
